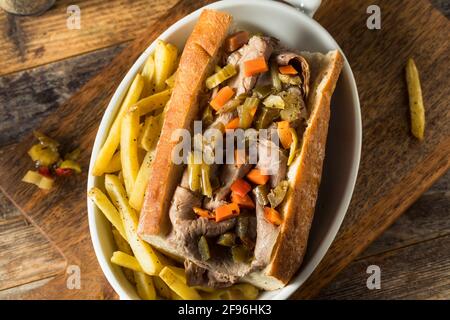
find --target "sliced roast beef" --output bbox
[185,260,238,288]
[252,203,280,268]
[227,36,274,95]
[215,162,253,201]
[256,138,288,188]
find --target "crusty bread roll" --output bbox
[138,10,232,236]
[138,9,344,290]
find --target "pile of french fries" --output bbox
[88,40,258,300]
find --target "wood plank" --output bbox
[0,191,66,291]
[361,171,450,258]
[0,44,125,147]
[0,0,448,299]
[0,0,178,76]
[317,234,450,300]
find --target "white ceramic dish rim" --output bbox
[87,0,361,300]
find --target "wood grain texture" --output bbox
[0,44,125,147]
[0,0,178,76]
[317,234,450,300]
[0,192,66,291]
[0,0,448,299]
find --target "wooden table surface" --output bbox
[0,0,448,299]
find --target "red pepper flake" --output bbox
[55,167,73,177]
[38,166,52,178]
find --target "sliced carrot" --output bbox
[225,117,240,130]
[225,31,249,53]
[246,169,269,185]
[279,65,298,75]
[230,178,251,197]
[215,203,240,222]
[193,207,214,219]
[264,207,283,225]
[231,192,255,209]
[244,57,269,77]
[277,120,293,149]
[210,86,235,111]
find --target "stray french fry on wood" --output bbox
[405,58,425,140]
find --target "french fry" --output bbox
[112,229,135,283]
[405,58,425,140]
[104,174,163,275]
[134,271,157,300]
[165,71,177,88]
[121,105,141,196]
[159,266,201,300]
[141,54,155,98]
[135,89,172,116]
[139,114,163,152]
[154,40,178,92]
[153,276,173,299]
[88,187,127,240]
[129,149,155,211]
[92,74,144,176]
[104,151,121,173]
[111,251,143,272]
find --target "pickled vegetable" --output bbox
[217,233,236,247]
[238,97,259,129]
[279,74,301,86]
[267,181,289,208]
[252,185,269,206]
[270,61,282,91]
[187,152,201,192]
[287,127,298,166]
[279,90,304,123]
[202,105,214,128]
[206,64,237,89]
[198,236,211,261]
[201,163,212,197]
[231,245,250,263]
[217,96,246,114]
[253,85,273,99]
[28,144,60,167]
[263,94,285,109]
[22,170,54,190]
[59,160,82,174]
[253,107,280,130]
[33,131,59,151]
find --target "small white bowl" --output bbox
[87,0,361,300]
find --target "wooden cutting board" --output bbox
[0,0,448,299]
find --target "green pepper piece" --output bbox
[217,233,236,247]
[252,185,269,206]
[198,236,211,261]
[267,181,289,208]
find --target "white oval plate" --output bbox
[87,0,361,300]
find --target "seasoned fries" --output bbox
[120,105,140,196]
[104,151,121,173]
[139,114,163,152]
[92,74,144,176]
[134,271,157,300]
[111,251,143,272]
[105,174,163,276]
[135,89,172,116]
[129,149,155,211]
[159,266,201,300]
[154,40,178,92]
[88,187,127,240]
[405,58,425,140]
[141,55,155,97]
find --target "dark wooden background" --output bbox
[0,0,448,299]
